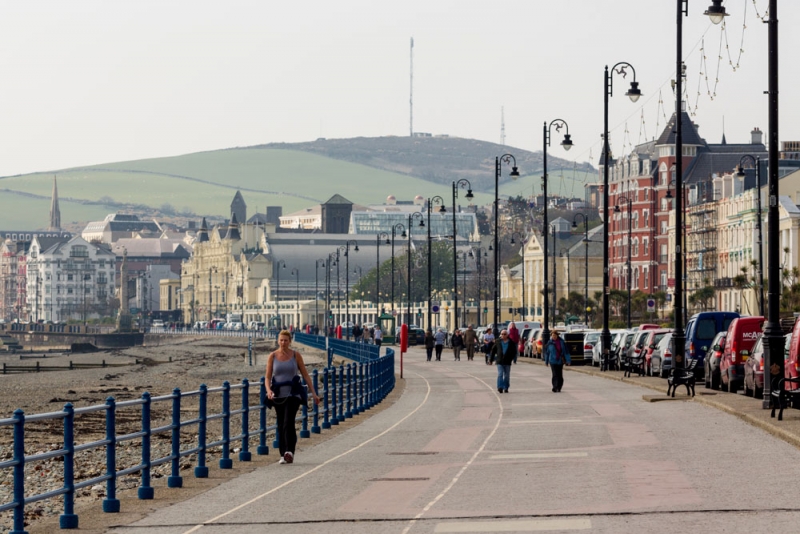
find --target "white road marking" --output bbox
[434,518,592,532]
[401,370,505,534]
[508,419,582,424]
[182,371,433,534]
[490,452,588,460]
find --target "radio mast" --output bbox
[410,37,414,137]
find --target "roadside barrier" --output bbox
[293,333,381,364]
[0,345,395,532]
[2,360,139,374]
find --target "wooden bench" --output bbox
[770,377,800,421]
[666,359,698,397]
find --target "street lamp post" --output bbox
[762,0,781,408]
[408,212,425,327]
[291,268,300,329]
[551,226,558,325]
[470,248,488,326]
[315,259,325,332]
[339,240,359,339]
[735,156,765,316]
[494,155,520,336]
[353,266,363,324]
[376,232,389,314]
[326,253,336,336]
[427,196,446,331]
[573,214,590,325]
[274,260,286,329]
[602,62,641,370]
[391,223,406,318]
[452,179,474,329]
[670,1,729,373]
[615,195,633,329]
[542,120,574,340]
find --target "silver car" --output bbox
[592,329,627,367]
[583,331,600,364]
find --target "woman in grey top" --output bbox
[266,330,320,464]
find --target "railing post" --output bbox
[300,399,310,438]
[195,384,209,478]
[103,397,120,513]
[355,362,364,414]
[257,377,269,455]
[59,403,78,528]
[322,368,331,429]
[330,365,339,426]
[239,378,252,461]
[338,365,346,423]
[311,369,321,434]
[345,364,353,419]
[168,388,183,488]
[367,361,374,408]
[11,409,27,534]
[220,381,233,469]
[138,392,154,499]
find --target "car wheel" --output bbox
[660,368,668,379]
[729,372,739,394]
[720,375,729,392]
[710,370,720,390]
[754,386,763,399]
[744,377,753,397]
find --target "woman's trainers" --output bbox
[278,457,286,465]
[284,451,293,464]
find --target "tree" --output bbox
[689,286,716,311]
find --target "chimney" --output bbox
[751,127,763,145]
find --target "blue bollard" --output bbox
[300,400,310,438]
[240,379,252,461]
[11,409,27,534]
[103,397,120,513]
[138,392,154,499]
[220,381,233,469]
[168,388,183,488]
[321,368,331,430]
[257,378,269,455]
[337,366,346,423]
[330,366,339,426]
[311,370,321,434]
[355,362,364,414]
[60,403,78,528]
[195,384,209,478]
[345,364,353,419]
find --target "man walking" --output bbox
[434,328,446,361]
[373,325,383,347]
[464,325,477,361]
[490,329,517,393]
[544,330,570,392]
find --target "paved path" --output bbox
[109,348,800,533]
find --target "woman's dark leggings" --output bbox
[435,344,443,360]
[274,396,301,455]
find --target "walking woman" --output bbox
[544,330,571,392]
[266,330,320,464]
[451,329,464,361]
[434,328,447,361]
[482,328,495,365]
[424,328,435,361]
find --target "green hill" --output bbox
[0,136,595,230]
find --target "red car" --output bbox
[720,316,764,394]
[643,329,671,376]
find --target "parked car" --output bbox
[650,332,674,378]
[784,317,800,390]
[719,316,764,394]
[704,331,728,390]
[518,327,533,355]
[583,331,601,365]
[623,330,652,371]
[592,329,626,367]
[151,320,165,329]
[743,336,765,398]
[684,311,740,375]
[524,329,540,357]
[643,329,671,376]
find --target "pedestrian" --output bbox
[490,328,518,393]
[266,330,320,464]
[434,328,446,361]
[508,322,520,346]
[544,330,571,392]
[464,324,477,361]
[424,328,435,361]
[373,325,383,347]
[363,326,372,344]
[353,323,362,343]
[452,329,464,361]
[482,328,495,365]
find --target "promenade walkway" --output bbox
[29,346,800,533]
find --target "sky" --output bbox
[0,0,796,180]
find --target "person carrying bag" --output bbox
[544,330,571,393]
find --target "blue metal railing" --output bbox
[0,346,395,532]
[293,333,381,364]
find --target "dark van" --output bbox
[684,312,740,374]
[719,316,764,394]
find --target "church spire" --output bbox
[49,175,61,230]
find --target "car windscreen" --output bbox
[585,332,600,343]
[722,317,736,331]
[696,319,717,340]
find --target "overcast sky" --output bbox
[0,0,795,177]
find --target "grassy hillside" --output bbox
[0,136,596,230]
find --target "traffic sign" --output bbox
[646,298,656,312]
[431,305,440,313]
